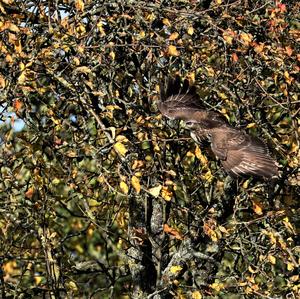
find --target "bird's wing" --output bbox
[158,76,227,127]
[211,129,278,177]
[158,76,203,120]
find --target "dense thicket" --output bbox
[0,0,299,298]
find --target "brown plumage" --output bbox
[158,77,278,178]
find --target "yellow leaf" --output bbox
[105,105,122,111]
[66,280,78,291]
[161,186,173,201]
[289,141,299,154]
[223,29,235,45]
[202,170,213,183]
[0,74,6,89]
[131,176,141,194]
[195,145,208,165]
[162,18,171,27]
[268,255,276,265]
[187,72,195,83]
[290,275,299,282]
[76,24,86,34]
[9,23,20,33]
[205,66,215,77]
[170,265,182,274]
[218,225,229,234]
[216,0,222,4]
[252,200,263,215]
[166,170,177,177]
[187,27,194,35]
[146,12,156,22]
[116,135,129,142]
[242,179,250,189]
[77,45,85,54]
[97,21,106,36]
[109,51,115,60]
[114,142,127,157]
[3,261,17,274]
[75,0,84,12]
[120,181,129,194]
[254,43,264,54]
[148,185,162,198]
[265,231,277,245]
[192,291,202,299]
[167,45,179,56]
[287,262,295,271]
[34,275,43,285]
[169,32,179,40]
[75,66,92,74]
[246,122,256,128]
[240,32,252,46]
[210,282,224,292]
[282,217,296,234]
[278,238,287,250]
[132,160,144,170]
[52,178,61,185]
[18,71,27,84]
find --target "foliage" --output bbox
[0,0,299,298]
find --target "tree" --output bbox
[0,0,299,298]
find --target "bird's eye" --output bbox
[185,121,197,129]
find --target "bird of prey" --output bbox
[158,76,278,178]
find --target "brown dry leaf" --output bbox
[13,100,23,112]
[25,187,34,199]
[285,46,293,56]
[231,52,238,62]
[203,219,218,242]
[163,224,183,240]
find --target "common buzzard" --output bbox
[158,76,278,178]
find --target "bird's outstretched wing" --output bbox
[210,128,278,178]
[158,76,227,128]
[158,76,278,178]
